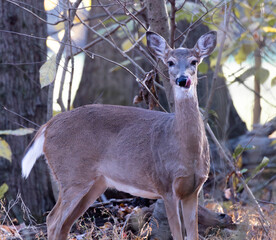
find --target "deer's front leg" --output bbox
[163,195,183,240]
[181,192,199,240]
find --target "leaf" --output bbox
[0,128,35,136]
[234,44,255,64]
[271,76,276,87]
[208,109,219,120]
[270,139,276,146]
[262,26,276,33]
[237,157,269,193]
[233,144,244,159]
[121,39,133,51]
[235,67,255,83]
[236,155,243,169]
[235,67,269,84]
[255,68,269,84]
[198,61,208,74]
[240,168,248,174]
[40,54,57,88]
[0,138,12,162]
[0,183,8,199]
[233,7,240,18]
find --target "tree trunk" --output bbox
[0,0,55,222]
[253,47,262,125]
[146,0,172,111]
[73,1,139,108]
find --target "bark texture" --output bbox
[253,47,262,125]
[73,1,139,108]
[146,0,172,111]
[0,0,55,222]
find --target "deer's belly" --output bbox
[104,177,160,199]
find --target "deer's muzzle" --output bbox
[176,76,191,88]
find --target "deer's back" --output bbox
[43,104,176,192]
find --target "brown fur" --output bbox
[24,31,217,240]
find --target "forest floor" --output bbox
[0,195,275,240]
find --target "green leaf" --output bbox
[233,7,240,18]
[237,157,269,193]
[256,68,269,84]
[0,128,35,136]
[236,67,255,83]
[232,144,256,159]
[0,137,12,162]
[270,139,276,146]
[0,183,8,199]
[198,61,208,74]
[234,44,255,64]
[240,168,248,174]
[271,76,276,87]
[208,109,219,120]
[40,54,57,88]
[235,67,269,84]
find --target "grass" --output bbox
[0,196,275,239]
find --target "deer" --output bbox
[21,30,217,240]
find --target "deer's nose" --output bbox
[176,76,191,88]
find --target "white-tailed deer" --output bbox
[22,31,216,240]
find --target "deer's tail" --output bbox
[21,125,47,178]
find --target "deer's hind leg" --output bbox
[163,195,183,240]
[181,191,199,240]
[46,176,107,240]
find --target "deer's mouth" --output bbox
[175,76,191,89]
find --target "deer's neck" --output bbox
[173,85,206,160]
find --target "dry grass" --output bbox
[0,197,275,240]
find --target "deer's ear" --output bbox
[146,31,171,64]
[194,31,217,61]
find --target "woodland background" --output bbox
[0,0,276,239]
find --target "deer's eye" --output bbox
[167,61,175,67]
[191,60,198,66]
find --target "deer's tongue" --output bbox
[185,79,191,88]
[176,77,191,89]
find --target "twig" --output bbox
[1,105,40,128]
[75,12,146,76]
[253,175,276,194]
[6,0,65,26]
[205,123,270,234]
[57,55,69,112]
[120,211,135,239]
[124,32,146,53]
[67,6,146,59]
[116,0,147,30]
[234,78,276,108]
[136,73,168,113]
[90,198,135,208]
[257,199,276,206]
[75,11,170,111]
[67,1,75,111]
[82,46,167,112]
[0,200,23,240]
[47,0,82,119]
[168,0,177,48]
[174,0,224,43]
[204,0,233,123]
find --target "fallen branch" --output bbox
[205,123,271,236]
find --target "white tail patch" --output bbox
[22,127,46,178]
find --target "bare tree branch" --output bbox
[204,0,233,123]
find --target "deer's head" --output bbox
[147,31,217,99]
